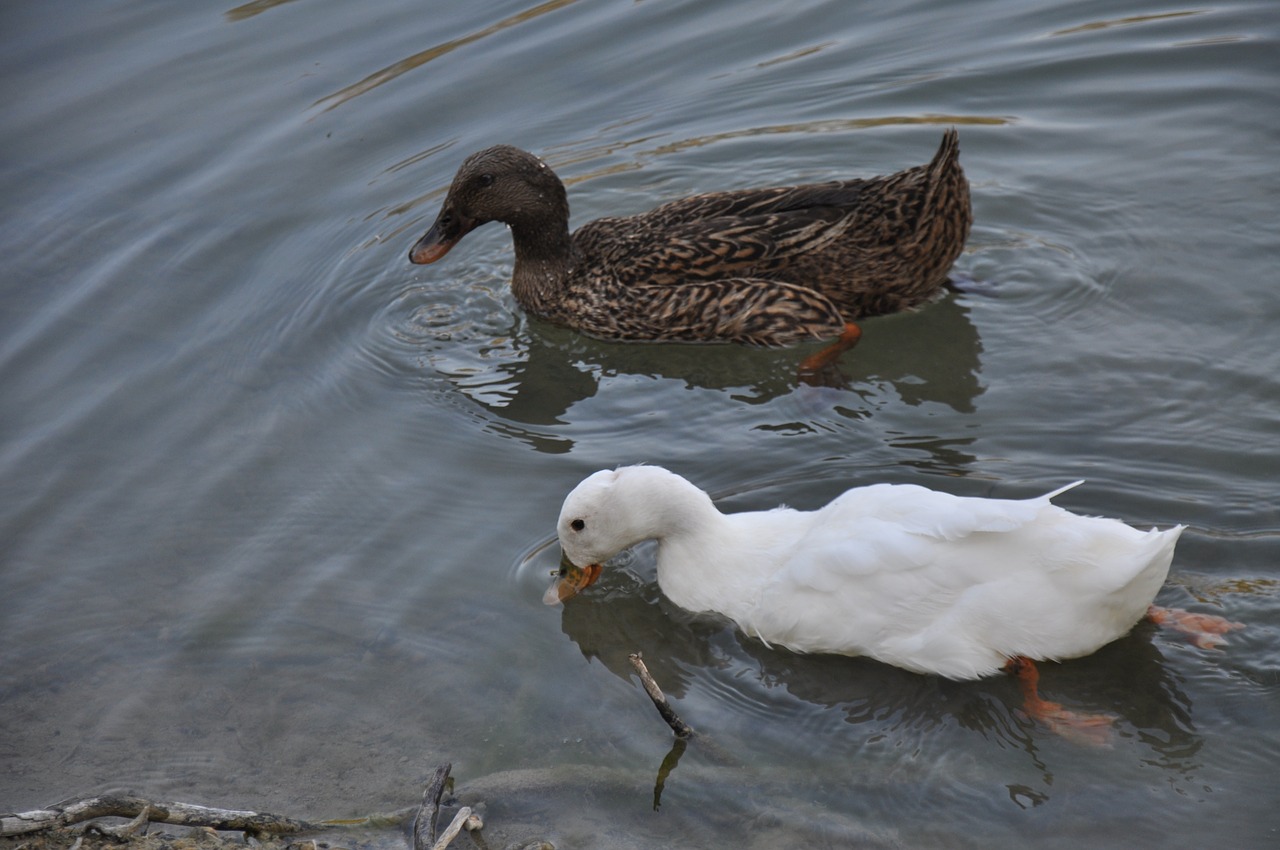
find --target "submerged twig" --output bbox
[628,653,694,739]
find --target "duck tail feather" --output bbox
[929,127,962,173]
[1042,480,1086,501]
[916,128,968,235]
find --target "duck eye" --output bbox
[477,173,494,188]
[570,519,585,532]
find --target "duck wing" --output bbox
[646,181,868,222]
[578,200,860,290]
[742,483,1174,678]
[568,204,858,344]
[774,483,1063,591]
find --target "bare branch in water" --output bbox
[628,652,695,739]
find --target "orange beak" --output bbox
[408,208,477,265]
[542,562,603,605]
[408,235,454,264]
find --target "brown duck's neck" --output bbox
[509,220,574,315]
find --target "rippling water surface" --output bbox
[3,1,1279,847]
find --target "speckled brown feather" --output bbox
[409,130,971,346]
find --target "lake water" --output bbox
[3,1,1279,847]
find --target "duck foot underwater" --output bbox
[1004,656,1119,747]
[797,322,863,386]
[1006,605,1245,746]
[1146,604,1245,649]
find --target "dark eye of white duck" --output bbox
[571,519,585,532]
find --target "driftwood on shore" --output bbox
[3,766,507,850]
[410,763,484,850]
[1,796,319,839]
[412,764,451,850]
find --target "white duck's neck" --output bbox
[617,470,769,617]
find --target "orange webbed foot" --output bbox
[1147,605,1245,649]
[798,323,862,386]
[1004,656,1116,747]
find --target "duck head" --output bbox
[409,145,568,265]
[544,466,708,605]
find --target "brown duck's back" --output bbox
[781,129,972,318]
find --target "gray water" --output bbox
[3,1,1279,847]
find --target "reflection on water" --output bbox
[313,0,583,113]
[225,0,301,23]
[1048,11,1206,38]
[383,278,986,460]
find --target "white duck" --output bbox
[549,466,1241,740]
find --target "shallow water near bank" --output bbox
[3,1,1279,847]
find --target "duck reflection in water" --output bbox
[418,291,986,460]
[554,551,1215,804]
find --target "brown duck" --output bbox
[409,130,970,369]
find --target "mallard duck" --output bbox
[409,131,971,365]
[548,466,1242,741]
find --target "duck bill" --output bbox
[408,210,477,264]
[542,562,603,606]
